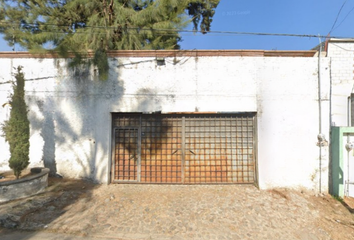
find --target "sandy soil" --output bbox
[0,178,354,239]
[0,169,33,182]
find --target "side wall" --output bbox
[327,40,354,196]
[327,40,354,126]
[257,57,330,190]
[0,55,330,191]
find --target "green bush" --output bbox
[1,66,30,179]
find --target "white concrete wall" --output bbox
[257,57,330,191]
[0,54,331,191]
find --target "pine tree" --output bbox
[1,66,30,179]
[0,0,219,78]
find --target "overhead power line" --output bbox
[329,0,348,35]
[0,22,353,39]
[332,5,354,32]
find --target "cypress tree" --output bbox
[1,66,30,179]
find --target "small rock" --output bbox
[47,206,56,211]
[103,224,111,228]
[0,214,20,229]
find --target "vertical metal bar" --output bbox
[253,114,258,186]
[128,129,131,180]
[193,118,197,183]
[224,117,229,182]
[209,116,212,182]
[137,115,142,182]
[202,117,206,183]
[241,117,245,183]
[153,117,157,182]
[122,129,125,180]
[199,117,202,182]
[219,116,222,182]
[182,116,186,183]
[111,127,117,182]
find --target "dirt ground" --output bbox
[0,169,33,182]
[1,177,354,239]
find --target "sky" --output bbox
[181,0,354,50]
[1,0,354,51]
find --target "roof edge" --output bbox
[0,50,317,58]
[327,38,354,43]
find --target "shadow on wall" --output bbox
[41,98,57,176]
[27,58,177,182]
[115,114,173,155]
[119,87,177,157]
[28,95,58,176]
[134,88,162,112]
[27,59,125,180]
[132,88,175,113]
[0,61,127,237]
[69,62,126,181]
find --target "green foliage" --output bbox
[187,0,219,33]
[0,0,220,79]
[1,66,30,179]
[93,49,109,81]
[332,195,344,203]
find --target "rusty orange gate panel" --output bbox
[111,113,256,184]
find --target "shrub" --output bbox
[1,66,30,179]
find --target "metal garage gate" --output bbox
[111,113,256,184]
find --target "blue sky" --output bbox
[181,0,354,50]
[1,0,354,51]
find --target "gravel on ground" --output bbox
[0,177,354,240]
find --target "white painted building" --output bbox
[0,41,350,192]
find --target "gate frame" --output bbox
[110,112,258,185]
[331,126,354,197]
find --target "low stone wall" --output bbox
[0,168,49,203]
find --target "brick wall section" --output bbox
[327,40,354,126]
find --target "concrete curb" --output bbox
[0,168,49,203]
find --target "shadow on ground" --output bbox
[343,197,354,213]
[0,177,97,240]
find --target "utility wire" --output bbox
[332,5,354,32]
[0,22,353,39]
[329,0,348,35]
